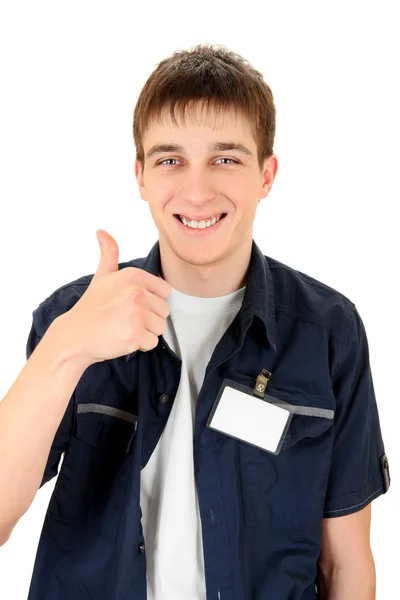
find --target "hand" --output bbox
[63,229,171,365]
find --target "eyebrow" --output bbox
[145,141,253,161]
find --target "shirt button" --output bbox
[159,393,169,404]
[139,542,145,553]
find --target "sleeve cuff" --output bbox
[323,472,386,518]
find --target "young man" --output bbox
[0,44,390,599]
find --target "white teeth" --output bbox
[180,215,221,229]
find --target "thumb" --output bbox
[94,229,119,277]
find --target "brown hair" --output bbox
[133,43,276,172]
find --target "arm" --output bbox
[317,504,376,600]
[0,314,90,546]
[318,305,390,598]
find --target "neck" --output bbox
[158,235,252,298]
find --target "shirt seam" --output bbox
[323,486,384,515]
[324,468,383,507]
[41,304,52,323]
[41,280,91,310]
[331,308,355,379]
[274,305,350,345]
[268,263,356,308]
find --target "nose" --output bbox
[180,168,217,205]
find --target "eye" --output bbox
[215,158,238,165]
[157,157,239,166]
[158,158,179,166]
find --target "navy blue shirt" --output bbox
[26,239,390,599]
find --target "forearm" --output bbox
[0,315,90,544]
[317,559,376,600]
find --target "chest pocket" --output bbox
[47,403,138,547]
[239,387,335,530]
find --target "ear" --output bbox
[135,160,147,200]
[259,154,279,199]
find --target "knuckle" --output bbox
[127,320,141,340]
[129,286,145,302]
[130,304,145,321]
[159,318,167,335]
[127,267,143,283]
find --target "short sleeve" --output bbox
[323,306,391,518]
[26,305,75,489]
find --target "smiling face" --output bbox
[135,101,278,275]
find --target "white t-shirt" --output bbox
[140,283,246,599]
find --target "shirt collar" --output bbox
[125,238,276,361]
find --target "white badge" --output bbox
[206,378,294,455]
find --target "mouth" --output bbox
[174,213,227,224]
[173,213,228,235]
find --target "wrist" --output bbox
[46,313,93,374]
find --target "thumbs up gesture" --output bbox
[63,230,171,365]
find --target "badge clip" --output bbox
[253,369,272,398]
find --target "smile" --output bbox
[174,213,227,235]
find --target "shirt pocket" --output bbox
[47,403,138,547]
[239,387,335,530]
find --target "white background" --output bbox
[0,0,398,597]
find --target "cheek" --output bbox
[224,175,255,198]
[230,188,258,212]
[151,182,172,198]
[145,185,172,214]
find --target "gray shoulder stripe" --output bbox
[77,403,138,424]
[271,401,334,419]
[291,405,334,419]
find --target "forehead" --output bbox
[143,101,254,144]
